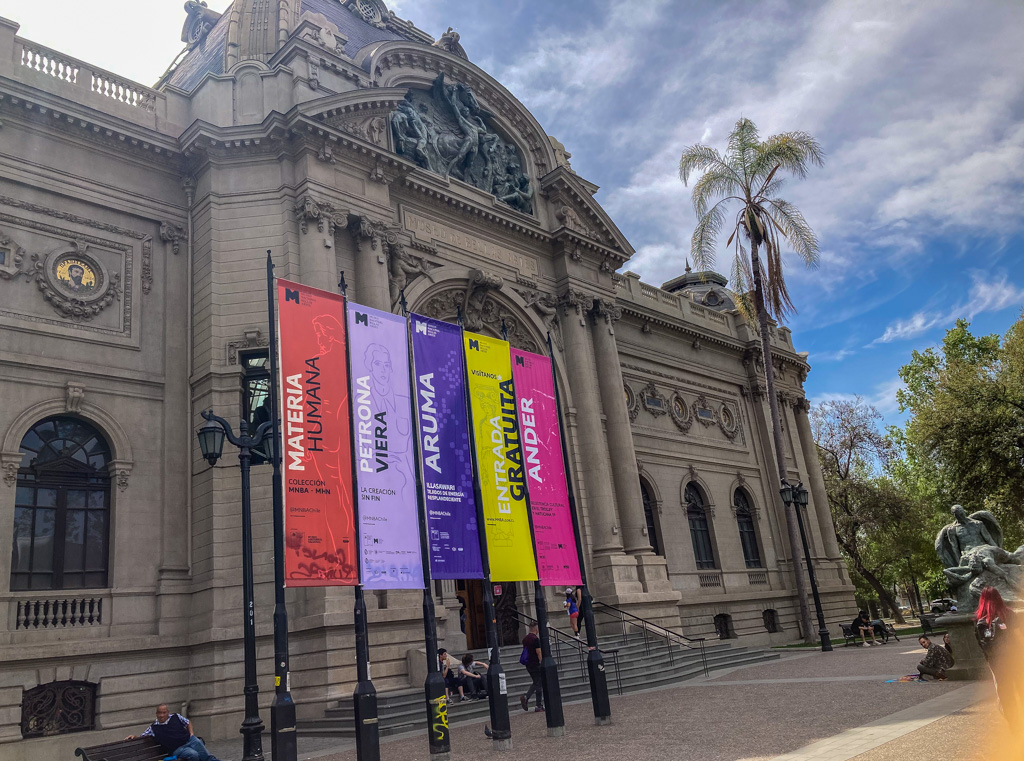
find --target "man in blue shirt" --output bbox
[126,704,219,761]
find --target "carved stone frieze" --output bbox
[793,396,811,413]
[2,462,16,488]
[317,141,337,165]
[555,204,598,239]
[159,222,187,255]
[390,74,533,214]
[0,229,27,280]
[141,238,153,295]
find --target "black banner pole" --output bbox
[265,252,298,761]
[501,321,564,737]
[458,308,513,751]
[340,272,381,761]
[401,291,452,758]
[547,332,612,725]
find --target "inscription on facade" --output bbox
[403,209,537,277]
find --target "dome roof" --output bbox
[661,263,736,312]
[162,0,430,92]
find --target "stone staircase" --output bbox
[300,632,780,739]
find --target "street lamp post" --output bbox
[780,481,832,653]
[197,411,271,761]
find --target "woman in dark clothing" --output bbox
[975,586,1021,726]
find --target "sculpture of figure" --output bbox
[935,505,1002,568]
[391,93,433,171]
[935,504,1023,611]
[387,244,435,307]
[462,269,503,331]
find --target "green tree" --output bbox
[811,398,937,623]
[680,117,823,639]
[898,315,1024,544]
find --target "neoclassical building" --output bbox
[0,1,855,755]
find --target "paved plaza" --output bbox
[207,642,997,761]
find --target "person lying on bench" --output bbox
[126,704,220,761]
[853,611,879,647]
[917,636,953,680]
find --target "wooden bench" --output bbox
[840,621,900,647]
[75,736,168,761]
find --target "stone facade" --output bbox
[0,2,855,755]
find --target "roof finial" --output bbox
[685,258,692,273]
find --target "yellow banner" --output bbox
[463,331,538,582]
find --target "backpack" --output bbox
[519,645,530,666]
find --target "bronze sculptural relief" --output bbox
[936,505,1024,610]
[390,74,534,215]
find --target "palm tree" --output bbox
[679,117,823,641]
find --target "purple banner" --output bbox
[410,314,484,580]
[347,302,424,589]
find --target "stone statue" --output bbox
[935,505,1023,611]
[387,243,435,308]
[935,505,1002,567]
[390,74,533,214]
[432,26,468,59]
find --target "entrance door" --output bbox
[459,580,521,649]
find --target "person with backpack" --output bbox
[563,587,581,638]
[975,586,1021,725]
[519,622,544,712]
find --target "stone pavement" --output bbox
[206,641,995,761]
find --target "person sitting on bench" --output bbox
[125,704,219,761]
[853,611,879,647]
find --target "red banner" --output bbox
[277,279,357,586]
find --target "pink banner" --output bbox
[511,349,582,587]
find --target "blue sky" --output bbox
[6,0,1023,425]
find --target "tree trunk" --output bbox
[750,241,814,642]
[855,563,906,625]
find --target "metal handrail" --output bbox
[592,601,709,677]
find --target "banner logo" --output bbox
[355,312,368,326]
[285,288,299,303]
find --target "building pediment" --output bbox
[540,167,634,260]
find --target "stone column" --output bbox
[347,214,392,311]
[793,397,842,560]
[557,289,643,600]
[295,195,340,291]
[590,299,650,555]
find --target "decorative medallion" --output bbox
[640,382,667,416]
[0,230,25,280]
[670,391,692,433]
[625,384,639,422]
[718,402,740,440]
[29,243,121,322]
[693,393,716,427]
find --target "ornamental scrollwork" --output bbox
[159,222,187,255]
[625,384,639,422]
[718,402,740,440]
[640,382,668,417]
[693,393,717,427]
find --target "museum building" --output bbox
[0,1,856,754]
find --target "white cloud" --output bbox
[873,271,1024,344]
[811,376,904,416]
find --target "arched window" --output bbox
[639,479,663,556]
[11,417,111,591]
[762,609,781,633]
[685,483,716,569]
[713,613,735,639]
[734,489,763,569]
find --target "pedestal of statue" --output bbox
[937,613,988,680]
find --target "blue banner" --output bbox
[410,314,484,579]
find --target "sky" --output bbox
[3,0,1022,426]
